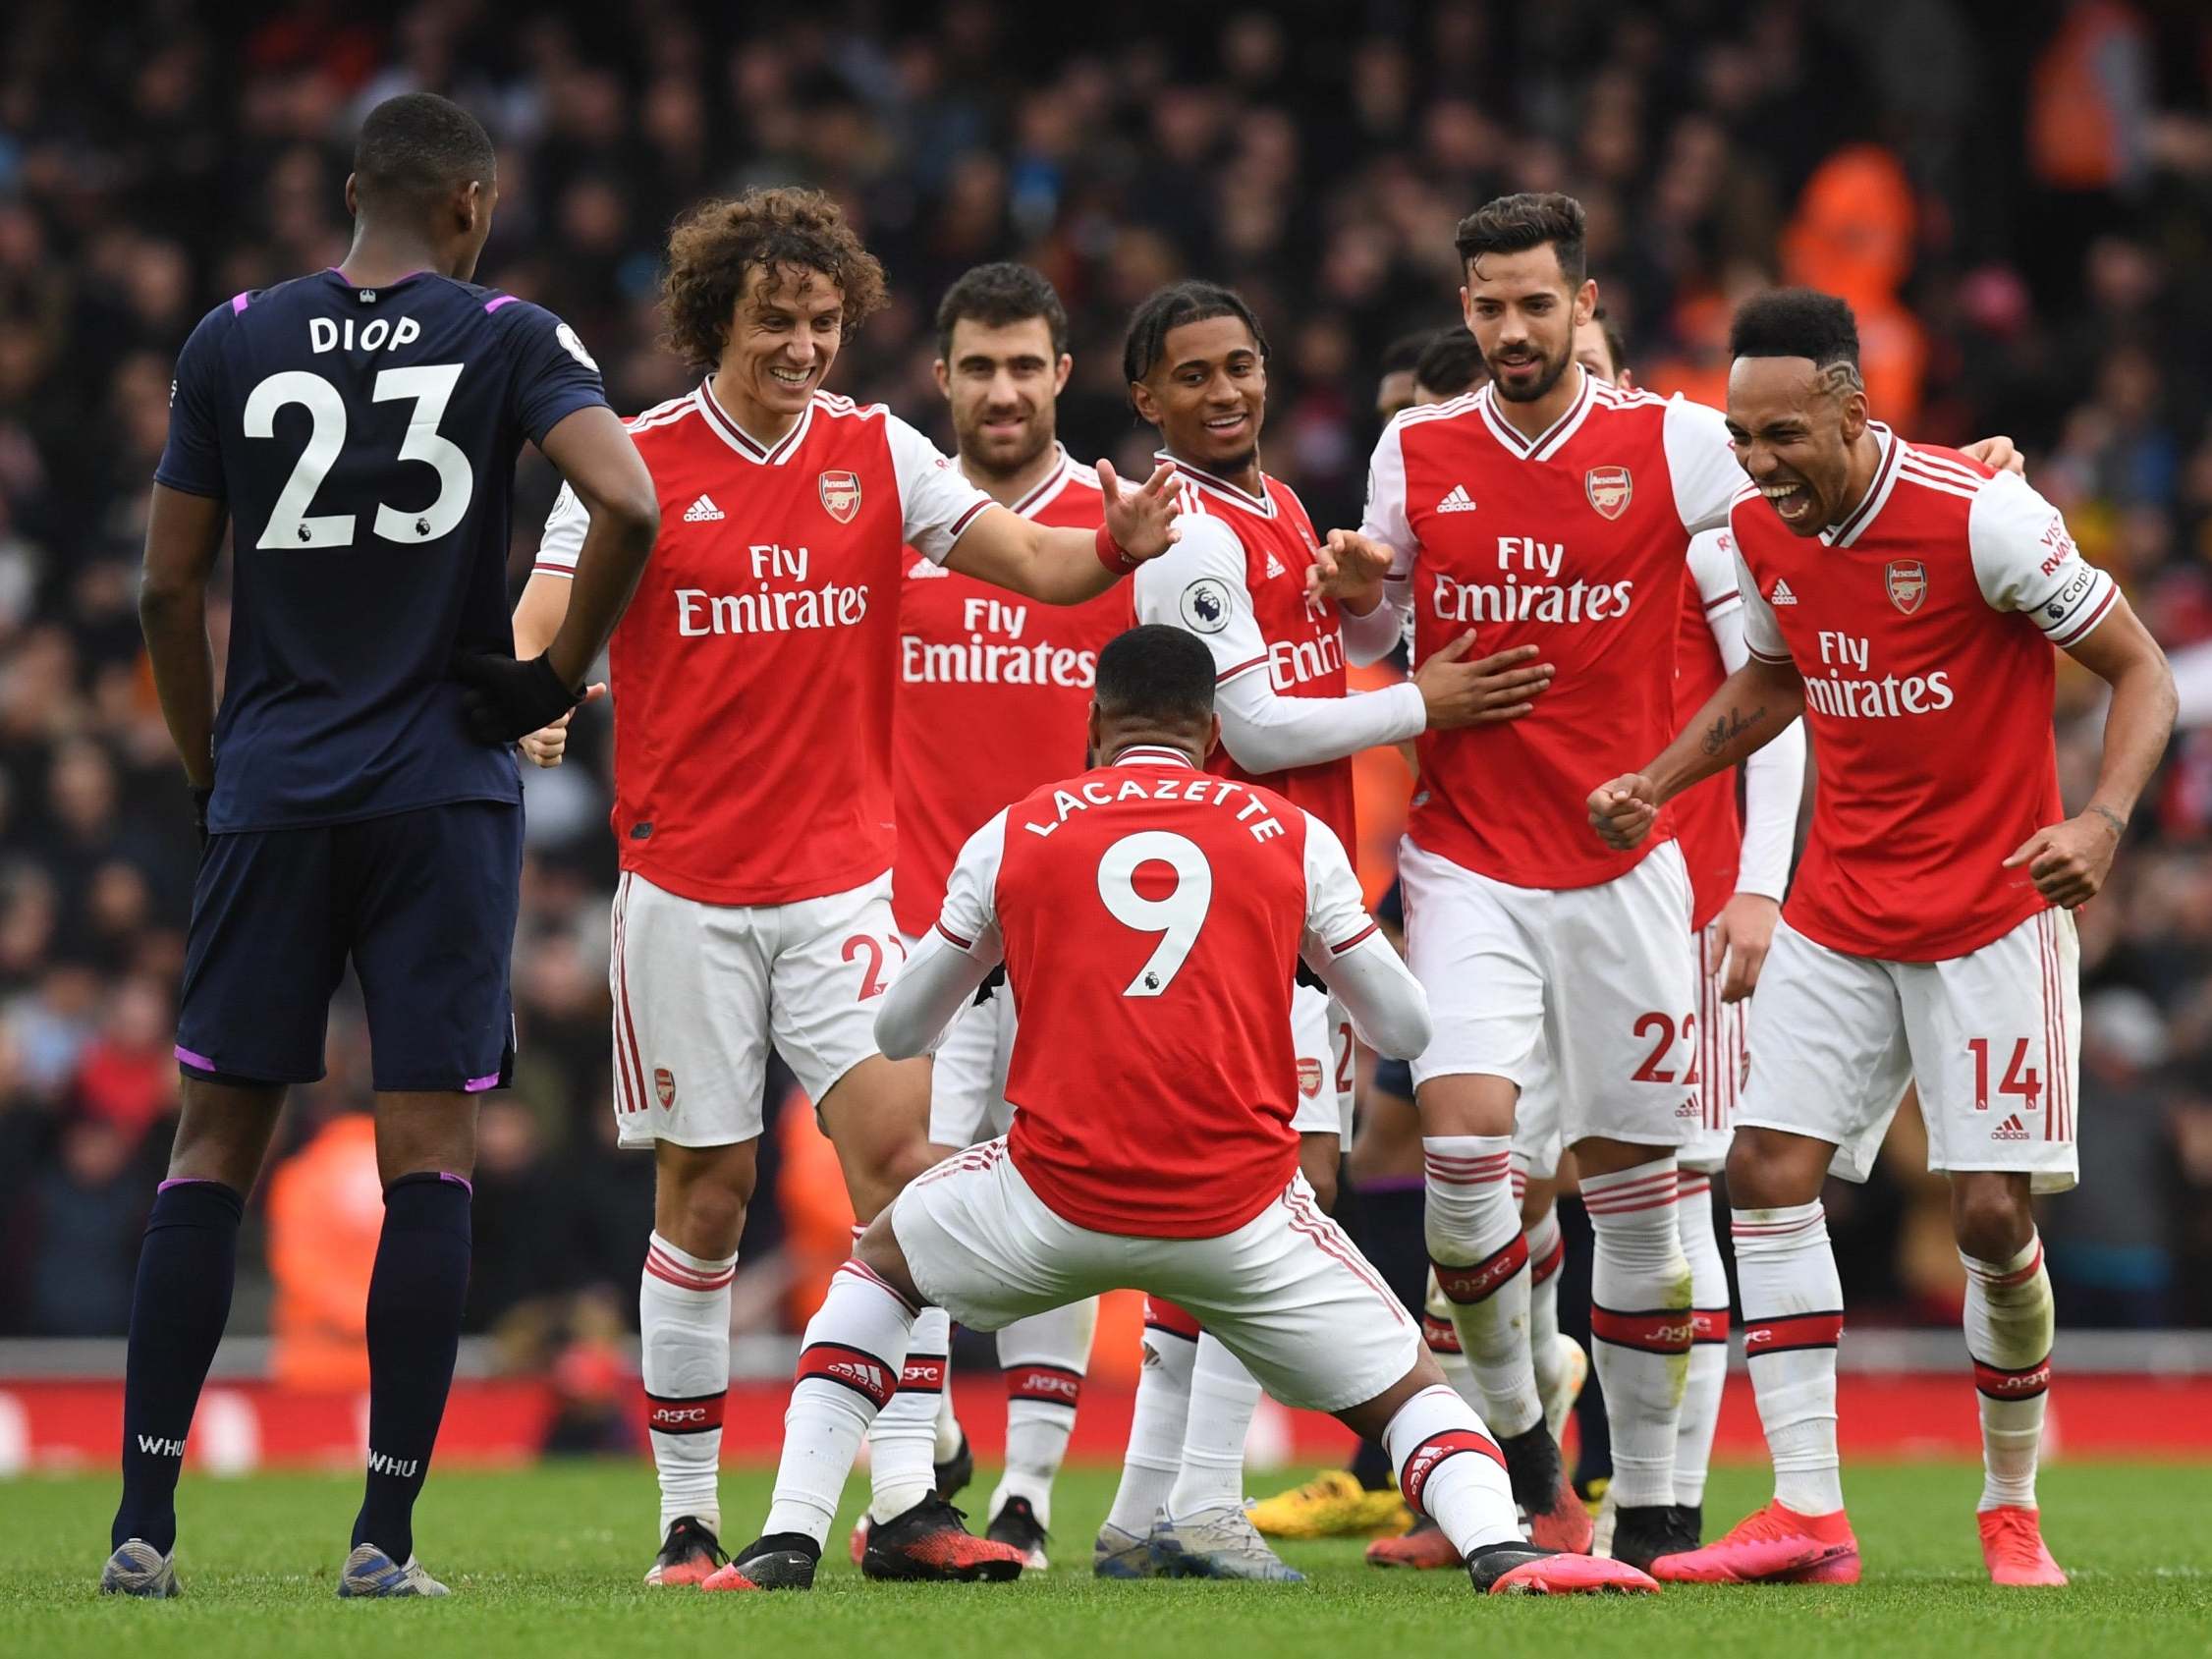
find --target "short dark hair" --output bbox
[1454,192,1587,290]
[353,93,496,206]
[659,188,889,373]
[1381,331,1434,376]
[936,262,1069,361]
[1123,281,1271,386]
[1414,330,1486,398]
[1729,288,1860,370]
[1095,625,1216,724]
[1588,303,1630,381]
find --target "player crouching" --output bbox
[700,627,1658,1597]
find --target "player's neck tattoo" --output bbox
[1700,702,1767,757]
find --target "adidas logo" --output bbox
[682,494,725,523]
[1436,484,1477,514]
[1770,579,1798,605]
[1263,551,1287,580]
[908,559,949,580]
[1991,1114,2029,1141]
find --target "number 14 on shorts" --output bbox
[1966,1036,2042,1112]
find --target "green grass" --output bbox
[4,1461,2207,1657]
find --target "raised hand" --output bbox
[1307,528,1393,607]
[1097,459,1182,562]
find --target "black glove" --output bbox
[452,651,582,747]
[970,963,1007,1007]
[190,784,213,850]
[1296,960,1327,993]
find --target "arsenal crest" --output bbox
[1885,559,1928,615]
[1296,1059,1323,1099]
[653,1067,677,1108]
[818,470,861,524]
[1585,466,1632,521]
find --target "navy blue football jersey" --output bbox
[156,268,608,831]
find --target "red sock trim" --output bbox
[1691,1307,1731,1344]
[1590,1302,1695,1354]
[1005,1362,1083,1408]
[1742,1310,1845,1356]
[1973,1354,2052,1400]
[897,1354,948,1394]
[1431,1234,1529,1305]
[1529,1233,1567,1287]
[1143,1298,1203,1341]
[1399,1429,1506,1516]
[643,1389,727,1435]
[796,1341,898,1410]
[1421,1313,1463,1355]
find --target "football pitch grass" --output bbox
[4,1460,2208,1658]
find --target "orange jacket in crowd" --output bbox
[266,1112,383,1391]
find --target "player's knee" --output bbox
[1951,1178,2033,1262]
[851,1213,925,1307]
[1724,1127,1825,1209]
[655,1146,756,1257]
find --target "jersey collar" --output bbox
[1158,451,1276,519]
[1106,745,1197,769]
[962,443,1074,518]
[1822,423,1901,548]
[696,377,812,466]
[1474,362,1595,463]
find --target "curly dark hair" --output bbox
[659,188,889,373]
[1730,287,1860,370]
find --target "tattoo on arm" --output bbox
[1701,704,1767,755]
[2089,802,2128,837]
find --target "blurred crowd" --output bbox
[3,0,2212,1358]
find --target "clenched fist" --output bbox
[1587,773,1661,851]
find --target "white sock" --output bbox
[1167,1332,1262,1518]
[933,1366,963,1463]
[1674,1173,1728,1507]
[1525,1205,1567,1405]
[1424,1135,1541,1437]
[1382,1383,1521,1554]
[639,1232,735,1536]
[1963,1233,2053,1512]
[1583,1157,1690,1511]
[988,1297,1097,1530]
[867,1305,950,1523]
[762,1262,915,1545]
[1733,1202,1845,1516]
[1103,1299,1198,1536]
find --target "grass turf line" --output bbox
[3,1461,2208,1658]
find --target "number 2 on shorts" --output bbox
[1096,830,1212,998]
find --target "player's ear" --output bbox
[1840,387,1870,443]
[1053,354,1073,397]
[344,174,359,218]
[1128,379,1160,426]
[933,358,951,401]
[1085,700,1103,759]
[1575,278,1599,329]
[1206,712,1222,754]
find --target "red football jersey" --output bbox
[1731,429,2116,961]
[933,747,1378,1239]
[1363,371,1744,890]
[1672,527,1747,930]
[1132,458,1358,853]
[535,383,994,907]
[892,448,1132,937]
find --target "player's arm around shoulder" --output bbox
[1299,813,1430,1061]
[876,810,1009,1059]
[1978,476,2177,909]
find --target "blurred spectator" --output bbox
[265,1106,380,1390]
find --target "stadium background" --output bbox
[2,0,2211,1474]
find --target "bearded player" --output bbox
[1589,289,2174,1587]
[1097,282,1553,1581]
[700,624,1658,1599]
[1340,194,2023,1571]
[514,191,1178,1586]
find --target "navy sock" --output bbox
[113,1179,246,1553]
[352,1172,472,1561]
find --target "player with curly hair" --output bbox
[510,187,1181,1587]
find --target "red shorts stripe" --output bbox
[1143,1298,1203,1342]
[1590,1303,1696,1354]
[1974,1355,2053,1400]
[897,1354,948,1394]
[1399,1429,1506,1516]
[643,1389,727,1435]
[1005,1362,1084,1408]
[796,1341,898,1410]
[1431,1234,1529,1306]
[1286,1189,1408,1326]
[1690,1307,1731,1345]
[1742,1310,1845,1356]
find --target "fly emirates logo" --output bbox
[1803,630,1955,718]
[675,543,867,636]
[903,595,1098,688]
[1429,536,1635,626]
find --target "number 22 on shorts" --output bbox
[843,932,908,1000]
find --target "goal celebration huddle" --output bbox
[104,92,2176,1603]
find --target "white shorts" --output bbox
[608,870,903,1149]
[1735,912,2080,1193]
[894,1143,1420,1413]
[925,981,1018,1149]
[1402,838,1700,1153]
[1682,918,1749,1173]
[1291,983,1355,1139]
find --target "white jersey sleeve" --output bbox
[1134,508,1275,685]
[874,811,1007,1059]
[1358,417,1420,637]
[885,412,998,564]
[1665,397,1747,535]
[1298,813,1430,1060]
[1339,595,1406,666]
[1696,527,1804,901]
[1733,525,1793,664]
[1968,470,2118,649]
[532,481,586,577]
